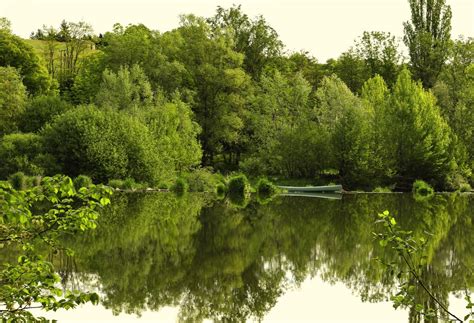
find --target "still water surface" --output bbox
[39,192,474,322]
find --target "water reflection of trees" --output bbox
[59,192,473,322]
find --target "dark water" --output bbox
[49,193,473,322]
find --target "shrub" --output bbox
[123,178,144,190]
[373,186,392,193]
[459,183,472,193]
[172,177,189,194]
[19,95,72,133]
[228,192,250,209]
[108,179,124,189]
[184,168,219,192]
[27,175,42,188]
[74,175,93,190]
[42,105,166,185]
[228,174,250,196]
[412,180,434,196]
[0,133,46,179]
[216,183,227,197]
[9,172,27,190]
[256,178,278,197]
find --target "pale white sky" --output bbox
[1,0,473,62]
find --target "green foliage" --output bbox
[382,69,453,189]
[122,178,145,190]
[26,175,42,188]
[433,38,474,177]
[372,187,392,193]
[403,0,452,88]
[42,105,167,185]
[19,95,73,133]
[208,5,283,79]
[107,179,124,189]
[0,175,112,320]
[243,70,315,176]
[172,177,189,194]
[71,51,106,104]
[227,174,250,197]
[0,66,27,135]
[182,168,219,192]
[0,29,52,94]
[0,133,47,178]
[374,210,469,322]
[458,183,472,193]
[412,180,434,196]
[353,31,403,88]
[141,97,202,173]
[73,174,93,190]
[256,178,277,197]
[317,75,372,187]
[8,171,27,190]
[328,50,371,93]
[216,182,227,197]
[95,64,153,110]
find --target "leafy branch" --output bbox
[0,175,112,321]
[373,210,471,322]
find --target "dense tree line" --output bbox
[0,1,472,190]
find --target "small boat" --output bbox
[279,192,342,200]
[277,184,343,193]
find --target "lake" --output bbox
[33,192,474,322]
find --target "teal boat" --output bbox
[279,192,342,200]
[277,184,343,193]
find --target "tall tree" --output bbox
[354,31,404,87]
[208,5,283,80]
[382,69,453,189]
[162,15,252,166]
[403,0,452,88]
[316,75,371,186]
[56,21,94,94]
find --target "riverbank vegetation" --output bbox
[0,0,473,192]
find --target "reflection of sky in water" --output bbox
[31,276,473,322]
[32,276,407,322]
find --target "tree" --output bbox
[361,75,392,184]
[403,0,452,88]
[382,69,453,189]
[163,15,252,166]
[0,29,52,94]
[242,70,313,175]
[208,5,283,79]
[95,64,153,110]
[316,75,371,187]
[70,51,105,104]
[0,17,11,32]
[140,96,202,173]
[354,31,404,87]
[432,37,474,177]
[0,67,27,135]
[56,21,94,95]
[327,51,371,93]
